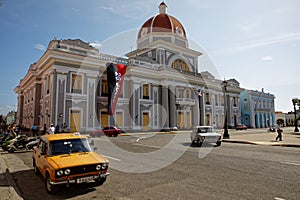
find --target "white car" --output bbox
[191,126,222,147]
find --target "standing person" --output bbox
[55,124,60,134]
[275,124,283,141]
[48,124,55,134]
[31,125,37,136]
[62,123,67,133]
[43,124,47,135]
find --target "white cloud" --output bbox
[98,1,154,19]
[0,105,16,115]
[34,44,46,51]
[262,56,273,61]
[223,32,300,54]
[100,6,113,11]
[90,41,103,49]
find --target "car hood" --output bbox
[195,132,221,137]
[49,152,109,168]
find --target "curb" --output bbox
[222,139,300,148]
[119,131,179,137]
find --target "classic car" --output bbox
[235,124,248,130]
[32,133,109,194]
[191,126,222,147]
[90,126,122,137]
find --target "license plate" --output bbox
[77,176,94,183]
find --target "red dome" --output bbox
[138,3,186,39]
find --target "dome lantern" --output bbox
[159,2,167,14]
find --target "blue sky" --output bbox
[0,0,299,116]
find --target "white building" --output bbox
[14,2,243,132]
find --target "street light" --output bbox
[222,80,230,139]
[292,98,299,132]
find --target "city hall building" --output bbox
[15,2,245,132]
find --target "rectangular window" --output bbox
[143,84,149,99]
[186,90,190,99]
[205,93,210,105]
[244,99,248,111]
[215,95,218,106]
[233,97,237,107]
[101,80,108,97]
[47,76,50,94]
[71,74,83,93]
[178,88,184,98]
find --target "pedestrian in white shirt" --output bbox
[48,124,55,134]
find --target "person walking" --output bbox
[275,124,283,141]
[48,124,55,134]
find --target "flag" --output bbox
[107,63,127,115]
[197,89,202,96]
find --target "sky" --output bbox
[0,0,299,116]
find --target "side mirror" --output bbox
[89,139,94,146]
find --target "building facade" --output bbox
[15,2,244,132]
[240,89,275,128]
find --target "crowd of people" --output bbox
[0,123,68,137]
[37,123,68,135]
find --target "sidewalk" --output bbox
[0,152,23,200]
[221,127,300,148]
[119,127,300,148]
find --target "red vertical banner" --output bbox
[107,63,127,115]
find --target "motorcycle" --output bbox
[7,135,39,153]
[1,133,17,151]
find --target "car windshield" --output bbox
[197,127,214,133]
[49,138,92,156]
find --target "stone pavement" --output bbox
[0,152,23,200]
[0,126,299,200]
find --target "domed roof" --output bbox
[138,2,186,39]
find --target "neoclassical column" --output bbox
[169,86,176,128]
[162,85,169,129]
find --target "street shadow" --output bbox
[0,150,33,155]
[183,142,216,148]
[9,169,102,200]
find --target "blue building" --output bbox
[240,89,275,128]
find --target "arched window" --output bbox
[171,59,189,72]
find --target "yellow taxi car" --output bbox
[32,132,109,194]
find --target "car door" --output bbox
[34,140,48,176]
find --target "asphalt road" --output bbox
[2,132,300,200]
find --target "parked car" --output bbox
[235,124,247,130]
[90,126,122,137]
[32,133,110,194]
[102,126,121,137]
[191,126,222,147]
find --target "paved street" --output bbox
[1,129,300,200]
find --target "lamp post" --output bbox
[292,98,299,132]
[222,80,230,139]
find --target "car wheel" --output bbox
[197,140,203,147]
[113,131,118,137]
[45,173,57,194]
[94,177,106,186]
[216,141,221,147]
